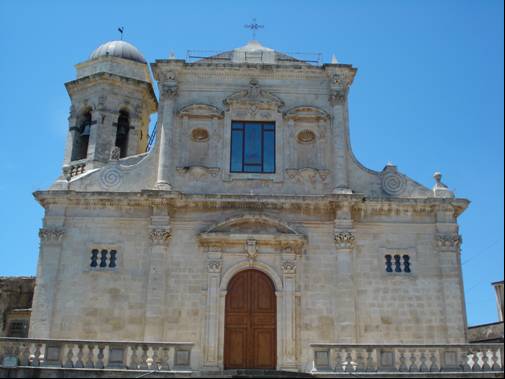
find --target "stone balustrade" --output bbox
[63,160,87,178]
[310,343,504,374]
[0,338,193,372]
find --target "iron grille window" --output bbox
[230,121,275,173]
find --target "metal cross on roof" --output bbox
[244,18,264,40]
[118,26,124,40]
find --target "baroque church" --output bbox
[22,37,489,374]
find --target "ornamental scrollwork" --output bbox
[329,91,346,106]
[436,234,462,251]
[149,228,171,245]
[334,231,355,250]
[39,228,65,243]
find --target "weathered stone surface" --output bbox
[0,277,35,336]
[28,40,471,372]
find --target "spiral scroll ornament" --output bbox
[100,167,122,189]
[381,171,407,196]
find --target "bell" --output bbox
[80,124,91,136]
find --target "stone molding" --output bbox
[334,231,355,250]
[149,228,171,245]
[285,168,330,183]
[177,104,224,120]
[284,106,330,122]
[38,228,65,243]
[436,233,462,251]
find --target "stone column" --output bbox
[435,207,467,343]
[155,82,178,190]
[29,226,65,338]
[333,203,357,343]
[126,115,142,156]
[203,248,223,370]
[280,251,297,370]
[144,211,171,341]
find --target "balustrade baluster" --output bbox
[419,351,429,372]
[461,351,472,372]
[159,346,170,371]
[334,349,344,372]
[365,349,376,372]
[491,348,500,371]
[355,349,365,372]
[139,345,149,369]
[32,344,42,367]
[482,350,491,371]
[75,344,84,368]
[151,347,160,371]
[429,351,439,372]
[471,351,481,371]
[129,345,139,369]
[84,344,95,368]
[63,344,74,368]
[95,345,105,369]
[19,343,30,366]
[399,351,408,372]
[409,350,419,372]
[344,350,353,372]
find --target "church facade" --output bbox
[29,39,471,372]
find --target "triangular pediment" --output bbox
[177,103,224,119]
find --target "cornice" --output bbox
[33,190,469,217]
[65,72,158,108]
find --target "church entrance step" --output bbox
[227,369,314,378]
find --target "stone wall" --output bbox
[0,277,35,337]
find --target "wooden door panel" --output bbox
[224,269,276,369]
[253,328,276,368]
[224,328,248,368]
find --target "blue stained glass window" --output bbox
[230,121,275,173]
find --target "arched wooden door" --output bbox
[224,269,277,369]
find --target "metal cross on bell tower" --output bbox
[244,18,264,40]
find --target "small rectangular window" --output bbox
[230,121,275,173]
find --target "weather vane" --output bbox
[244,18,264,40]
[118,26,124,40]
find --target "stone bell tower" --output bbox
[62,40,157,176]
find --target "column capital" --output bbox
[160,83,178,99]
[39,227,65,244]
[435,233,462,252]
[149,227,171,245]
[207,260,222,274]
[334,230,355,250]
[329,90,347,106]
[281,260,296,275]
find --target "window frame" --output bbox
[230,121,276,174]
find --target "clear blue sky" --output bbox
[0,0,503,326]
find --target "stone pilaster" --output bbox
[435,206,467,343]
[328,70,354,194]
[144,210,171,341]
[280,250,297,370]
[155,81,178,190]
[333,203,357,343]
[203,248,223,370]
[29,226,65,338]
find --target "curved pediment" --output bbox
[199,214,306,252]
[177,103,224,119]
[223,79,284,111]
[284,106,330,122]
[205,214,300,235]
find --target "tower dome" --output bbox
[90,40,146,63]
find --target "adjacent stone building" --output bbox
[28,39,472,372]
